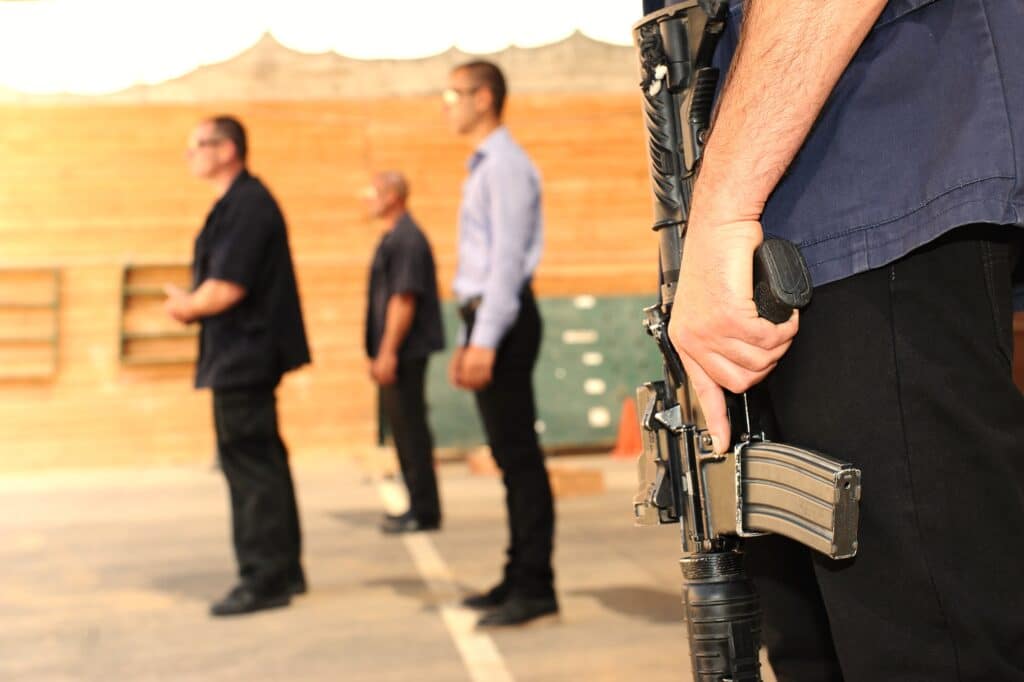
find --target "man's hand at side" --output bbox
[370,350,399,386]
[374,292,415,387]
[448,347,464,387]
[455,345,496,391]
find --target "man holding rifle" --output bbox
[652,0,1024,679]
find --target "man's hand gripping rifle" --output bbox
[631,3,862,680]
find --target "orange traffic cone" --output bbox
[610,396,642,459]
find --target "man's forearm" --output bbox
[694,0,887,224]
[469,293,518,350]
[187,279,246,319]
[472,246,527,349]
[378,293,416,355]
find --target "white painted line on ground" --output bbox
[377,480,515,682]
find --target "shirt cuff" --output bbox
[468,318,505,349]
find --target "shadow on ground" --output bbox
[328,509,386,529]
[361,576,476,610]
[569,585,682,623]
[150,570,231,601]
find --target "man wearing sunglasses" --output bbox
[166,115,310,617]
[442,61,557,628]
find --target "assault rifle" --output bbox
[631,3,862,680]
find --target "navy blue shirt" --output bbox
[365,213,445,361]
[192,170,311,390]
[702,0,1024,289]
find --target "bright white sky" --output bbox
[0,0,638,95]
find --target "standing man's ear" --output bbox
[478,88,495,117]
[224,140,241,165]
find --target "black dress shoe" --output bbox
[210,585,291,617]
[476,595,559,628]
[462,582,511,610]
[380,511,440,534]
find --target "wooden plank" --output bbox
[0,96,656,468]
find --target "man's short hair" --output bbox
[376,171,409,202]
[455,60,507,118]
[208,115,248,163]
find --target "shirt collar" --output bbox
[467,125,509,171]
[215,168,251,208]
[388,211,411,235]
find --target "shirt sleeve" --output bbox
[469,158,538,349]
[387,232,429,298]
[206,192,276,291]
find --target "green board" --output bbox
[381,294,664,450]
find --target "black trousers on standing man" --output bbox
[213,385,303,596]
[464,287,556,600]
[379,356,442,526]
[746,224,1024,682]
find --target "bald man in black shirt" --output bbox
[365,171,445,533]
[165,115,310,616]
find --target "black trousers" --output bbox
[466,288,556,599]
[379,356,441,525]
[213,385,302,595]
[747,225,1024,681]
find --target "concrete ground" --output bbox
[0,454,776,682]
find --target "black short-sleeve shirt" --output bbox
[192,170,311,390]
[365,213,445,361]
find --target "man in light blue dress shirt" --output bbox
[442,60,558,629]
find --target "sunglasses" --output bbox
[188,137,226,151]
[441,86,480,105]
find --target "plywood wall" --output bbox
[0,96,657,469]
[0,98,1020,470]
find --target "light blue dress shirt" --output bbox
[453,126,544,348]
